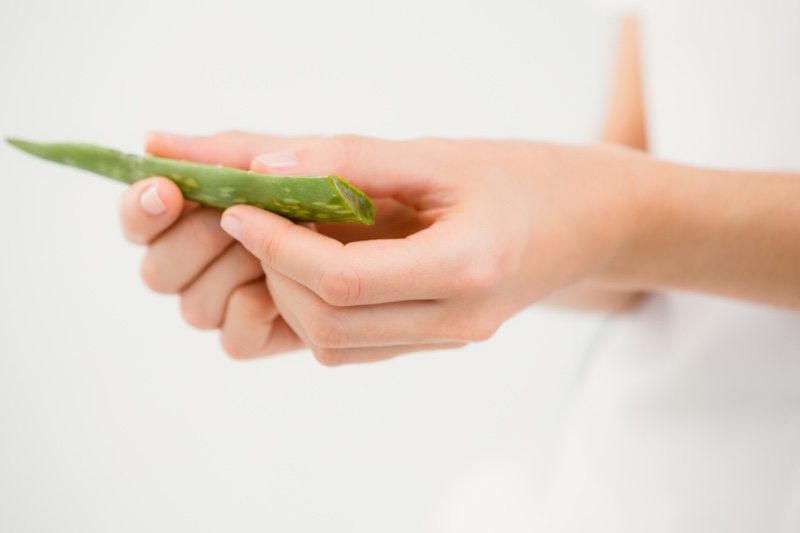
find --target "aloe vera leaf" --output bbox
[6,138,375,225]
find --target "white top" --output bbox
[547,1,800,531]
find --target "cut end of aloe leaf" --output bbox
[331,176,376,225]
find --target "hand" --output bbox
[217,135,645,365]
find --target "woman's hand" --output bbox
[122,131,800,364]
[216,135,647,365]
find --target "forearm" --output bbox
[603,158,800,308]
[603,158,800,310]
[542,146,800,312]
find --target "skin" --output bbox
[119,19,800,364]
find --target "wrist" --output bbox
[589,144,670,292]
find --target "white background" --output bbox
[0,1,617,531]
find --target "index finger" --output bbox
[221,205,475,306]
[146,131,323,169]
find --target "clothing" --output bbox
[547,1,800,531]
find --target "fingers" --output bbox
[179,243,264,329]
[221,205,494,306]
[146,130,323,169]
[118,177,185,245]
[266,268,495,347]
[266,270,466,366]
[220,280,305,359]
[140,207,234,294]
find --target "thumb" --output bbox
[250,134,439,200]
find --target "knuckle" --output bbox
[328,133,363,153]
[458,259,502,295]
[218,284,275,359]
[312,347,346,367]
[444,313,500,343]
[220,333,257,360]
[228,283,263,317]
[185,210,225,249]
[260,231,283,266]
[445,236,509,298]
[179,294,220,330]
[465,317,500,342]
[256,220,295,267]
[316,265,362,307]
[306,310,348,349]
[139,255,179,294]
[121,226,148,246]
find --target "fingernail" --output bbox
[220,215,242,241]
[140,185,166,215]
[254,152,297,170]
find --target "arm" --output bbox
[125,126,800,364]
[214,133,800,365]
[601,17,648,151]
[607,160,800,310]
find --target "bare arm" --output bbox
[606,160,800,310]
[601,17,648,151]
[211,134,800,364]
[129,122,800,363]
